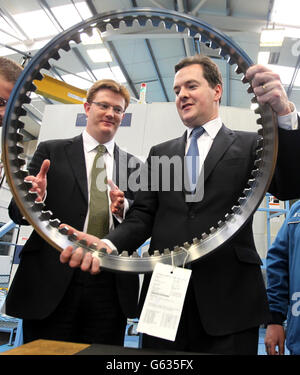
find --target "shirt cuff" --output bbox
[102,238,117,252]
[268,310,286,325]
[113,198,129,223]
[277,102,298,130]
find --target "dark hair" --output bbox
[0,57,23,83]
[86,79,130,109]
[175,54,223,91]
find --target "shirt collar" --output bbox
[82,129,115,156]
[186,117,223,140]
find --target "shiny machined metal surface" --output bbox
[1,8,278,274]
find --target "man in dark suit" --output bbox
[6,79,141,345]
[60,56,300,354]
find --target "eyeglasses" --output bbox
[91,101,124,115]
[0,97,8,107]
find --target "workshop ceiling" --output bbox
[1,0,299,138]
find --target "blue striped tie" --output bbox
[186,126,205,192]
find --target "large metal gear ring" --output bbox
[2,7,278,273]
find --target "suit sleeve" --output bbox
[268,116,300,200]
[266,205,294,324]
[8,141,50,225]
[106,148,157,252]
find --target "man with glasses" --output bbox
[6,79,142,345]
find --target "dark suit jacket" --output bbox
[106,123,300,336]
[6,134,141,320]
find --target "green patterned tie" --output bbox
[87,144,109,238]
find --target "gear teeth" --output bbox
[58,226,69,235]
[258,128,264,136]
[256,148,263,158]
[40,210,53,221]
[10,119,24,130]
[241,75,250,84]
[10,143,24,155]
[217,220,225,228]
[142,251,150,257]
[25,191,38,202]
[247,85,254,93]
[60,42,71,52]
[173,246,181,253]
[68,232,78,242]
[201,233,209,240]
[89,243,98,250]
[18,180,32,192]
[9,131,23,142]
[235,66,243,75]
[12,156,26,167]
[257,136,263,147]
[231,206,240,214]
[78,239,88,247]
[254,158,262,167]
[49,218,61,228]
[98,247,107,255]
[14,170,29,180]
[2,9,277,274]
[110,249,118,256]
[238,197,247,205]
[225,213,234,221]
[254,106,262,115]
[243,188,252,196]
[248,179,255,187]
[31,201,45,212]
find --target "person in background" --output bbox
[0,56,23,177]
[265,200,300,355]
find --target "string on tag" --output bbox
[180,246,190,269]
[171,250,175,274]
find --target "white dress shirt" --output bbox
[82,129,128,233]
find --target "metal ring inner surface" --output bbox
[1,7,278,273]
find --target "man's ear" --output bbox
[214,84,222,102]
[84,101,90,115]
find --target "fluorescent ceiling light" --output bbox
[271,0,300,27]
[13,10,58,39]
[51,3,92,30]
[87,48,112,62]
[257,51,270,65]
[61,67,126,90]
[93,66,126,83]
[61,72,92,90]
[260,28,285,47]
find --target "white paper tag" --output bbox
[137,262,192,341]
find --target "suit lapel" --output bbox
[203,124,236,184]
[65,134,88,204]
